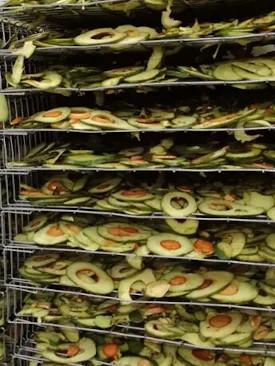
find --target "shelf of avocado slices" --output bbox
[13,329,275,366]
[3,10,275,57]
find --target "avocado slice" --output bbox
[74,28,126,45]
[33,224,67,245]
[33,108,71,123]
[59,320,79,342]
[66,261,114,294]
[118,268,155,302]
[215,231,246,258]
[198,199,264,217]
[213,62,243,81]
[162,191,197,217]
[165,219,199,235]
[178,349,215,366]
[41,337,96,364]
[113,189,153,202]
[116,356,155,366]
[22,215,48,233]
[163,272,204,292]
[211,279,258,303]
[200,312,242,339]
[186,271,233,299]
[97,222,152,242]
[88,177,122,194]
[147,233,193,256]
[81,110,132,130]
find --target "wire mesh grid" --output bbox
[6,288,275,357]
[3,209,275,269]
[4,244,275,316]
[5,132,275,174]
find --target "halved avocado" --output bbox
[97,222,152,242]
[178,349,215,366]
[200,312,242,339]
[163,272,204,292]
[165,219,199,235]
[41,337,96,364]
[211,279,258,303]
[81,110,132,130]
[147,233,193,256]
[186,271,233,299]
[162,191,197,217]
[118,268,155,302]
[66,261,114,294]
[33,108,70,123]
[33,224,67,245]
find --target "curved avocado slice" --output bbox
[162,191,197,217]
[118,268,155,302]
[59,320,79,342]
[178,349,215,366]
[66,261,114,294]
[165,219,199,235]
[198,199,264,217]
[97,222,152,242]
[215,231,246,258]
[74,28,126,46]
[186,271,233,299]
[103,66,144,78]
[41,337,96,364]
[147,233,193,256]
[124,69,161,83]
[33,108,70,123]
[113,189,153,202]
[163,272,204,292]
[23,215,48,233]
[200,312,242,339]
[211,279,258,303]
[243,191,274,211]
[33,224,67,245]
[25,253,59,268]
[266,234,275,250]
[89,177,122,194]
[81,110,132,130]
[109,262,138,279]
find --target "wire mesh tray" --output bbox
[4,126,275,135]
[7,241,275,269]
[9,317,275,356]
[3,204,275,224]
[6,279,275,314]
[2,79,275,95]
[3,32,275,58]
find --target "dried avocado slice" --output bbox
[198,199,264,217]
[163,272,204,292]
[165,218,199,235]
[97,222,152,242]
[81,110,132,130]
[33,108,70,123]
[200,312,242,339]
[186,271,233,299]
[162,191,197,217]
[213,63,243,81]
[74,28,126,45]
[33,223,67,245]
[147,233,193,256]
[211,279,258,303]
[41,337,96,364]
[66,261,114,294]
